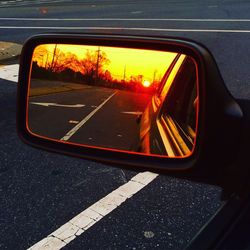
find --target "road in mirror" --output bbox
[28,44,198,158]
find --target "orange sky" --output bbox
[33,44,178,82]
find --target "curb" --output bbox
[0,42,22,62]
[30,82,90,97]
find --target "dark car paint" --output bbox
[138,54,197,157]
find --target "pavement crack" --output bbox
[130,179,146,186]
[74,228,84,237]
[50,234,67,244]
[117,193,128,199]
[89,208,105,218]
[120,169,128,183]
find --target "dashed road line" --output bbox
[28,171,158,249]
[122,111,143,115]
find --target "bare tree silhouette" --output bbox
[78,49,110,82]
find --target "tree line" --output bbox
[31,45,159,93]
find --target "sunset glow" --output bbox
[32,44,178,84]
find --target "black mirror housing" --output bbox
[17,33,243,174]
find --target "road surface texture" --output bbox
[28,82,151,151]
[0,0,249,249]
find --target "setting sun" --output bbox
[142,80,151,88]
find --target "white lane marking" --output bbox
[0,0,72,7]
[0,64,19,82]
[1,26,250,33]
[30,102,85,108]
[28,171,158,250]
[61,91,116,141]
[131,11,143,14]
[122,111,143,115]
[1,18,250,21]
[69,120,79,124]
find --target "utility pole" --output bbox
[123,64,126,82]
[153,69,157,83]
[50,44,57,71]
[96,47,100,81]
[45,52,49,69]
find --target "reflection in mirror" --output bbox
[28,44,198,158]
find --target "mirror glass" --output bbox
[28,44,198,158]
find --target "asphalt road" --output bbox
[0,0,249,249]
[28,82,151,151]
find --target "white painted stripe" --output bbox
[61,91,116,141]
[1,18,250,21]
[28,171,158,250]
[0,0,72,7]
[131,11,143,15]
[1,26,250,33]
[30,102,85,108]
[0,64,19,82]
[122,111,143,115]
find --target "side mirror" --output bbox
[17,34,243,172]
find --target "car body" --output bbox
[139,54,198,156]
